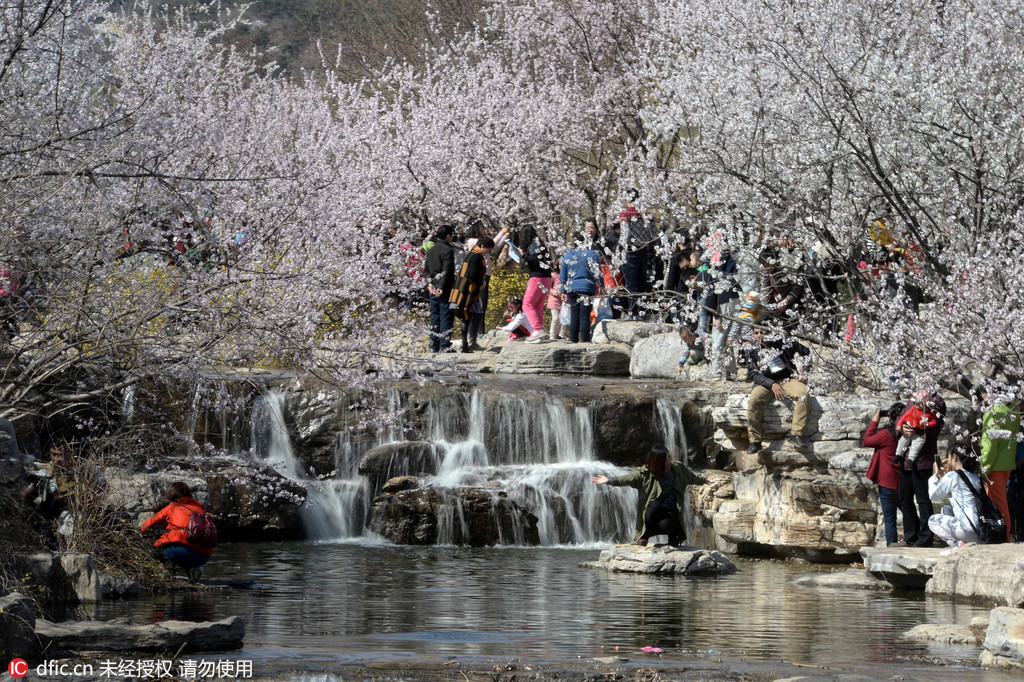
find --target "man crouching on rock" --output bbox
[592,446,704,546]
[742,328,812,455]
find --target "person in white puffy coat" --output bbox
[928,448,981,550]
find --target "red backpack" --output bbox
[176,503,218,549]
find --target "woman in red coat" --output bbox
[141,482,214,580]
[864,402,904,546]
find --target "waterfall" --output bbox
[419,391,638,546]
[655,397,689,466]
[248,385,693,548]
[251,392,374,541]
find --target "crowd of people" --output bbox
[864,387,1024,553]
[415,196,919,372]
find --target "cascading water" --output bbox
[250,385,690,548]
[251,392,375,541]
[419,391,638,546]
[655,397,689,466]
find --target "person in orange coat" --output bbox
[141,482,214,580]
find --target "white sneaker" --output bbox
[940,541,966,557]
[526,331,547,343]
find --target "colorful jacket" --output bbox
[981,403,1021,474]
[448,247,486,320]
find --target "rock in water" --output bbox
[369,486,540,546]
[902,623,983,645]
[981,607,1024,669]
[787,569,890,591]
[581,544,737,575]
[35,616,245,654]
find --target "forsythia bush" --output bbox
[485,265,530,331]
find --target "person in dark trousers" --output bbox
[449,237,494,352]
[424,225,456,353]
[592,445,704,546]
[141,482,214,581]
[618,191,658,319]
[559,233,603,343]
[864,402,905,546]
[896,391,945,547]
[740,328,812,454]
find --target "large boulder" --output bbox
[590,392,660,467]
[903,622,983,645]
[103,468,207,518]
[58,553,101,603]
[581,544,737,575]
[357,442,440,493]
[711,468,877,561]
[204,463,306,540]
[0,592,37,659]
[494,341,631,376]
[629,333,686,379]
[788,568,890,591]
[591,320,677,346]
[35,615,244,654]
[368,486,540,546]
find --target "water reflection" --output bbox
[95,543,999,671]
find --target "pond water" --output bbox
[94,542,1014,679]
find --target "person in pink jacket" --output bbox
[546,264,567,340]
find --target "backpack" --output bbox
[956,470,1007,544]
[176,504,218,549]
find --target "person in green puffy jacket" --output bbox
[592,446,705,546]
[979,392,1020,542]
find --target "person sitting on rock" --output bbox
[141,482,215,581]
[740,327,812,454]
[927,446,981,555]
[591,445,703,546]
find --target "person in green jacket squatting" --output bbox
[592,445,704,546]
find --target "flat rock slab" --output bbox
[36,616,244,654]
[581,545,737,576]
[902,622,983,645]
[494,341,631,376]
[859,547,942,589]
[788,568,890,591]
[927,544,1024,606]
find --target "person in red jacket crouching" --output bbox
[141,482,216,582]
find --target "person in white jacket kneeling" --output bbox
[927,447,981,555]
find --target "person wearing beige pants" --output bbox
[747,379,810,445]
[740,328,812,453]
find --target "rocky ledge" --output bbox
[861,544,1024,605]
[0,591,244,657]
[36,615,244,654]
[581,544,737,576]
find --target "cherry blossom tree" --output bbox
[645,0,1024,408]
[0,1,426,434]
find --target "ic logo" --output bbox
[8,658,29,678]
